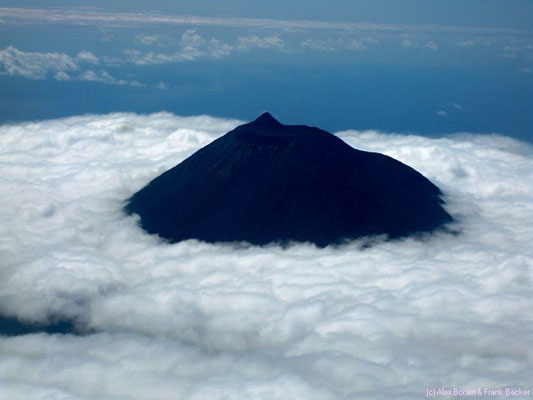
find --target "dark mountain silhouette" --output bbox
[126,112,452,246]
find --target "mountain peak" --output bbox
[126,117,452,247]
[252,112,282,126]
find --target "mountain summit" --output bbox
[253,111,281,127]
[126,113,452,246]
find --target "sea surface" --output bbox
[1,62,531,141]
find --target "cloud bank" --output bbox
[0,113,532,399]
[0,45,79,80]
[0,46,143,86]
[2,7,532,77]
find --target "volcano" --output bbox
[126,112,452,246]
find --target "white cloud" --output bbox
[124,30,221,65]
[166,31,286,61]
[503,45,517,58]
[347,39,366,51]
[364,36,380,44]
[80,69,144,87]
[502,43,533,60]
[425,41,439,50]
[237,35,284,50]
[1,8,529,65]
[0,113,532,399]
[207,39,234,58]
[181,29,205,48]
[1,7,529,37]
[153,81,168,90]
[457,39,475,48]
[300,38,338,51]
[76,51,99,65]
[123,48,198,65]
[301,37,373,52]
[54,70,72,81]
[401,38,417,48]
[136,34,160,46]
[0,46,142,87]
[0,45,78,79]
[124,31,287,65]
[437,103,463,116]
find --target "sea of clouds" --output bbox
[0,112,532,399]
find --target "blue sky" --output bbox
[0,2,532,140]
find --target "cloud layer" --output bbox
[0,113,532,399]
[2,7,531,35]
[2,6,532,90]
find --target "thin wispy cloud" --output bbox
[457,39,475,47]
[401,38,416,48]
[1,7,532,36]
[80,69,144,87]
[300,36,374,52]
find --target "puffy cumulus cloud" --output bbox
[125,31,285,65]
[0,113,532,399]
[123,31,379,63]
[0,45,79,79]
[0,46,142,87]
[123,30,222,65]
[2,8,532,66]
[76,51,99,65]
